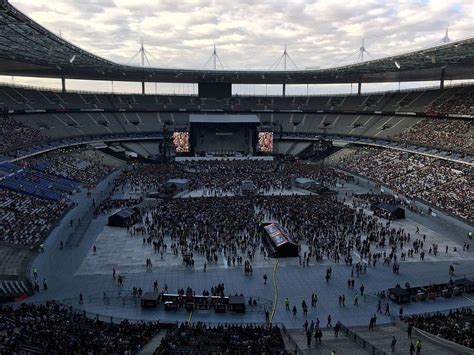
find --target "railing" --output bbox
[3,131,163,160]
[1,78,473,97]
[57,289,273,315]
[65,174,116,248]
[280,324,304,355]
[338,322,387,355]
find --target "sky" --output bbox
[3,0,474,94]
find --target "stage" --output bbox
[175,156,274,161]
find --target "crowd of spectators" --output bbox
[339,147,472,221]
[402,308,473,349]
[26,147,115,186]
[0,115,48,153]
[118,160,347,196]
[0,301,160,354]
[395,118,473,154]
[426,90,474,116]
[154,322,287,354]
[0,189,70,247]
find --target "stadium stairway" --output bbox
[137,331,165,355]
[324,147,357,164]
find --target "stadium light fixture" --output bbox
[394,61,400,69]
[69,55,76,63]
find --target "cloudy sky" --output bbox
[4,0,474,94]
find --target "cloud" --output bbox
[7,0,474,71]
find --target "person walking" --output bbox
[377,299,382,313]
[292,305,297,318]
[263,274,268,285]
[354,292,359,306]
[409,342,415,355]
[327,314,332,327]
[385,303,390,316]
[407,323,413,338]
[285,297,290,311]
[306,329,312,347]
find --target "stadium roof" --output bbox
[0,0,473,85]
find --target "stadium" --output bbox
[0,0,473,354]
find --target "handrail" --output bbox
[338,322,387,355]
[0,80,473,97]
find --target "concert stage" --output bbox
[188,114,274,156]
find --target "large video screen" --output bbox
[173,132,190,153]
[258,132,273,153]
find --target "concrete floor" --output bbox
[26,174,474,330]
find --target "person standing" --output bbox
[416,339,422,355]
[409,342,415,355]
[306,329,312,347]
[302,300,308,316]
[314,326,322,345]
[263,274,268,285]
[390,336,397,352]
[285,297,290,311]
[407,323,413,338]
[334,322,341,337]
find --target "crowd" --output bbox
[395,118,473,154]
[117,160,348,196]
[26,147,115,186]
[0,189,70,247]
[0,301,160,354]
[154,322,287,354]
[339,147,473,221]
[402,308,473,349]
[426,90,474,116]
[0,115,48,153]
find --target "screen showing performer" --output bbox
[173,132,190,153]
[258,132,273,153]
